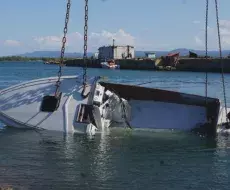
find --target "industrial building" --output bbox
[98,45,135,60]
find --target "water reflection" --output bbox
[210,135,230,189]
[0,125,230,189]
[2,60,230,189]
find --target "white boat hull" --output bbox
[128,100,207,130]
[0,76,98,134]
[99,82,220,136]
[0,75,220,136]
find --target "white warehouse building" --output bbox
[98,45,135,60]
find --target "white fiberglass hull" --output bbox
[99,82,220,136]
[0,75,220,136]
[128,100,207,130]
[0,76,97,134]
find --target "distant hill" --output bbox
[17,49,230,58]
[131,49,230,58]
[166,48,230,57]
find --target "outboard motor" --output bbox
[101,91,131,123]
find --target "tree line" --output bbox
[0,56,79,62]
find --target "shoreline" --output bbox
[2,57,230,73]
[63,57,230,73]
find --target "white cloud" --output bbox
[33,32,83,49]
[3,40,21,47]
[89,29,135,46]
[194,19,230,49]
[32,29,136,52]
[0,28,180,55]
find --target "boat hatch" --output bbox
[76,104,102,129]
[40,92,62,112]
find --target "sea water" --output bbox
[0,61,230,189]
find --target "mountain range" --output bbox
[17,48,230,58]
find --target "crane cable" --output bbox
[54,0,71,96]
[81,0,89,98]
[214,0,228,123]
[205,0,208,105]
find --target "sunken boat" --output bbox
[0,75,220,137]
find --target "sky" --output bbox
[0,0,230,56]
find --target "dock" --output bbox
[64,58,156,70]
[62,44,230,73]
[64,57,230,73]
[176,58,230,73]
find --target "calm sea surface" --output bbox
[1,61,230,189]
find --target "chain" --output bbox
[214,0,228,122]
[205,0,208,105]
[82,0,88,89]
[55,0,71,96]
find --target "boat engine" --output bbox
[100,89,131,124]
[93,83,105,106]
[91,83,131,128]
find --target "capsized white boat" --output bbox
[0,74,221,136]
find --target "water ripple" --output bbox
[1,63,230,189]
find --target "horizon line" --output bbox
[18,49,230,53]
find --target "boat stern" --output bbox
[191,98,220,137]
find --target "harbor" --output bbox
[64,58,156,70]
[63,44,230,73]
[64,56,230,73]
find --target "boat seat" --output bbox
[40,92,62,112]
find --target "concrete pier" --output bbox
[177,58,230,72]
[64,59,100,68]
[64,57,230,73]
[64,58,155,70]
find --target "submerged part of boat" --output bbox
[0,75,220,137]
